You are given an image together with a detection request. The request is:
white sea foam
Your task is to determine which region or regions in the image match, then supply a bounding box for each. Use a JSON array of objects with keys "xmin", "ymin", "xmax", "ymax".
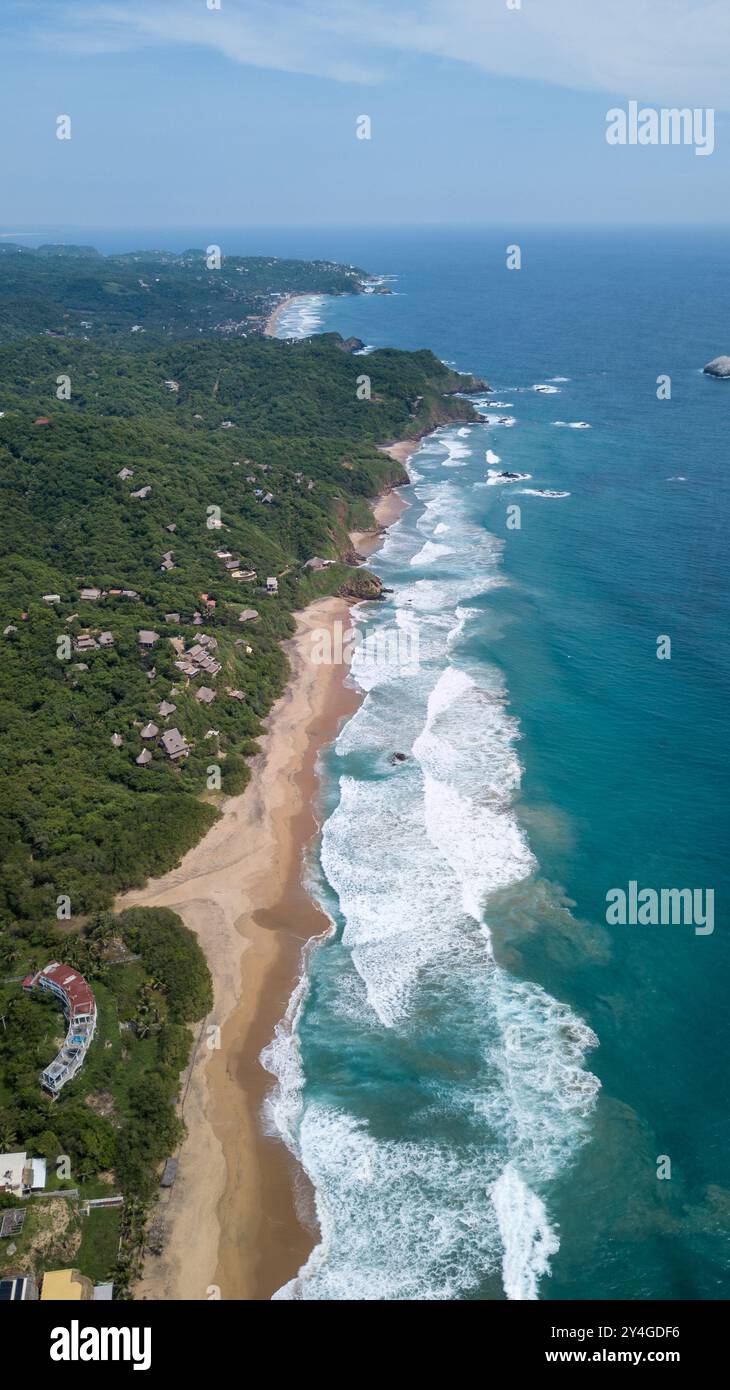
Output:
[
  {"xmin": 266, "ymin": 416, "xmax": 600, "ymax": 1304},
  {"xmin": 486, "ymin": 468, "xmax": 532, "ymax": 486},
  {"xmin": 486, "ymin": 449, "xmax": 501, "ymax": 464},
  {"xmin": 482, "ymin": 413, "xmax": 517, "ymax": 427},
  {"xmin": 410, "ymin": 540, "xmax": 454, "ymax": 566},
  {"xmin": 532, "ymin": 383, "xmax": 560, "ymax": 394},
  {"xmin": 553, "ymin": 420, "xmax": 591, "ymax": 429},
  {"xmin": 440, "ymin": 432, "xmax": 471, "ymax": 466},
  {"xmin": 491, "ymin": 1164, "xmax": 560, "ymax": 1300},
  {"xmin": 274, "ymin": 294, "xmax": 326, "ymax": 339}
]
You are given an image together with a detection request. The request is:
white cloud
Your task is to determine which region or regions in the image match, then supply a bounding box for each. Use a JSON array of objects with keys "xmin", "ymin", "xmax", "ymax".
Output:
[{"xmin": 37, "ymin": 0, "xmax": 730, "ymax": 108}]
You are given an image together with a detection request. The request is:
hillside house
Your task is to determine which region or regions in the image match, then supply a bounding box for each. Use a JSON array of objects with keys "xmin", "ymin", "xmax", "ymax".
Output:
[{"xmin": 161, "ymin": 728, "xmax": 189, "ymax": 760}]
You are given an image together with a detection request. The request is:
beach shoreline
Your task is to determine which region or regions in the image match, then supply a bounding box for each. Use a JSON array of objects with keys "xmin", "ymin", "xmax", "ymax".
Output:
[
  {"xmin": 123, "ymin": 444, "xmax": 420, "ymax": 1302},
  {"xmin": 120, "ymin": 598, "xmax": 360, "ymax": 1300},
  {"xmin": 264, "ymin": 293, "xmax": 321, "ymax": 338}
]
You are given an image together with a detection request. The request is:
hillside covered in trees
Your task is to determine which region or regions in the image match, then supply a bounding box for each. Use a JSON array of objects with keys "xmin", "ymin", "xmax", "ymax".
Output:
[
  {"xmin": 0, "ymin": 248, "xmax": 487, "ymax": 934},
  {"xmin": 0, "ymin": 242, "xmax": 370, "ymax": 343},
  {"xmin": 0, "ymin": 244, "xmax": 488, "ymax": 1277}
]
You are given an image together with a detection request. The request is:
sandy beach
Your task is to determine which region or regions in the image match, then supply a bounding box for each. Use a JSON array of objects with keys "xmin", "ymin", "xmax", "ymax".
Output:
[
  {"xmin": 264, "ymin": 293, "xmax": 319, "ymax": 338},
  {"xmin": 119, "ymin": 598, "xmax": 360, "ymax": 1300},
  {"xmin": 122, "ymin": 451, "xmax": 419, "ymax": 1302}
]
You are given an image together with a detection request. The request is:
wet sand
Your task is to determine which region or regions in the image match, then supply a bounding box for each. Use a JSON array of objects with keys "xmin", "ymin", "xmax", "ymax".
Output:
[
  {"xmin": 125, "ymin": 450, "xmax": 418, "ymax": 1301},
  {"xmin": 120, "ymin": 599, "xmax": 360, "ymax": 1300}
]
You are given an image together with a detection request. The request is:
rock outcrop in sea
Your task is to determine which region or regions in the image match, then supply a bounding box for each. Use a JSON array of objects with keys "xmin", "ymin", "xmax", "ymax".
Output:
[{"xmin": 703, "ymin": 356, "xmax": 730, "ymax": 377}]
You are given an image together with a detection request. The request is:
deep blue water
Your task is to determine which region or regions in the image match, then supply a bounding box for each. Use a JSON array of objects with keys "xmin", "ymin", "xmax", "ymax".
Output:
[{"xmin": 30, "ymin": 226, "xmax": 730, "ymax": 1298}]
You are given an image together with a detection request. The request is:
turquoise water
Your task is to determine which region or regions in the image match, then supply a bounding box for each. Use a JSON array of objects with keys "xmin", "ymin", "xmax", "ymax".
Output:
[
  {"xmin": 46, "ymin": 226, "xmax": 729, "ymax": 1298},
  {"xmin": 262, "ymin": 230, "xmax": 729, "ymax": 1301}
]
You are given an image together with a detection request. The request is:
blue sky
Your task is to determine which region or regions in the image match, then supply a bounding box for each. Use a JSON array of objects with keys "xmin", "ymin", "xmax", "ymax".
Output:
[{"xmin": 2, "ymin": 0, "xmax": 729, "ymax": 229}]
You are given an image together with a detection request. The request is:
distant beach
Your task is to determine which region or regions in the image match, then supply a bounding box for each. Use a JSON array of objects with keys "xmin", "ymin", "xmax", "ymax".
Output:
[{"xmin": 264, "ymin": 293, "xmax": 321, "ymax": 338}]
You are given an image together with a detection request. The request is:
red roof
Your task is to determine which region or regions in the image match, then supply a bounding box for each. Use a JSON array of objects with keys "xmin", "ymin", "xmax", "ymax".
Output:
[
  {"xmin": 36, "ymin": 962, "xmax": 95, "ymax": 1013},
  {"xmin": 34, "ymin": 417, "xmax": 51, "ymax": 425}
]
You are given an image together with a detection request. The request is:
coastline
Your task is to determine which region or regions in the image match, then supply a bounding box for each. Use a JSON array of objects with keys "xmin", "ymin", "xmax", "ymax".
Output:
[
  {"xmin": 264, "ymin": 293, "xmax": 320, "ymax": 338},
  {"xmin": 119, "ymin": 598, "xmax": 360, "ymax": 1300},
  {"xmin": 122, "ymin": 444, "xmax": 420, "ymax": 1302}
]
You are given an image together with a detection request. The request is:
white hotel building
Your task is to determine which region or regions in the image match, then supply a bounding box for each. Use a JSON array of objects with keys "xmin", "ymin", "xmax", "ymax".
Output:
[{"xmin": 22, "ymin": 962, "xmax": 97, "ymax": 1096}]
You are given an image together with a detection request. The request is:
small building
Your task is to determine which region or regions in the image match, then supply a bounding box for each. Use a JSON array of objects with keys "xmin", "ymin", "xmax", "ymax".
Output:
[
  {"xmin": 158, "ymin": 700, "xmax": 176, "ymax": 717},
  {"xmin": 196, "ymin": 686, "xmax": 216, "ymax": 705},
  {"xmin": 161, "ymin": 728, "xmax": 188, "ymax": 760},
  {"xmin": 42, "ymin": 594, "xmax": 61, "ymax": 605},
  {"xmin": 164, "ymin": 613, "xmax": 180, "ymax": 623},
  {"xmin": 31, "ymin": 1158, "xmax": 47, "ymax": 1191},
  {"xmin": 166, "ymin": 523, "xmax": 177, "ymax": 533},
  {"xmin": 138, "ymin": 630, "xmax": 159, "ymax": 647},
  {"xmin": 160, "ymin": 559, "xmax": 174, "ymax": 572},
  {"xmin": 110, "ymin": 733, "xmax": 123, "ymax": 748},
  {"xmin": 130, "ymin": 486, "xmax": 152, "ymax": 499},
  {"xmin": 136, "ymin": 749, "xmax": 153, "ymax": 766},
  {"xmin": 227, "ymin": 689, "xmax": 246, "ymax": 701},
  {"xmin": 198, "ymin": 634, "xmax": 218, "ymax": 649},
  {"xmin": 238, "ymin": 609, "xmax": 259, "ymax": 623},
  {"xmin": 117, "ymin": 467, "xmax": 134, "ymax": 480},
  {"xmin": 161, "ymin": 1157, "xmax": 178, "ymax": 1188},
  {"xmin": 0, "ymin": 1276, "xmax": 37, "ymax": 1301},
  {"xmin": 0, "ymin": 1152, "xmax": 29, "ymax": 1197},
  {"xmin": 93, "ymin": 1283, "xmax": 114, "ymax": 1301},
  {"xmin": 79, "ymin": 587, "xmax": 102, "ymax": 600},
  {"xmin": 34, "ymin": 417, "xmax": 51, "ymax": 426},
  {"xmin": 41, "ymin": 1269, "xmax": 93, "ymax": 1302},
  {"xmin": 266, "ymin": 577, "xmax": 278, "ymax": 594},
  {"xmin": 98, "ymin": 631, "xmax": 114, "ymax": 647},
  {"xmin": 73, "ymin": 634, "xmax": 98, "ymax": 653},
  {"xmin": 140, "ymin": 722, "xmax": 159, "ymax": 739}
]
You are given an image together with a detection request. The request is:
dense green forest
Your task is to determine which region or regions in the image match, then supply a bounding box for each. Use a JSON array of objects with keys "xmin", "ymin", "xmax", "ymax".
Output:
[
  {"xmin": 0, "ymin": 259, "xmax": 486, "ymax": 930},
  {"xmin": 0, "ymin": 907, "xmax": 212, "ymax": 1293},
  {"xmin": 0, "ymin": 242, "xmax": 370, "ymax": 343},
  {"xmin": 0, "ymin": 246, "xmax": 487, "ymax": 1277}
]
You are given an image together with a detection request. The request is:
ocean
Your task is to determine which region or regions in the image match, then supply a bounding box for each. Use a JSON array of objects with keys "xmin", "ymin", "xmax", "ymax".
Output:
[
  {"xmin": 260, "ymin": 228, "xmax": 730, "ymax": 1301},
  {"xmin": 26, "ymin": 225, "xmax": 730, "ymax": 1299}
]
